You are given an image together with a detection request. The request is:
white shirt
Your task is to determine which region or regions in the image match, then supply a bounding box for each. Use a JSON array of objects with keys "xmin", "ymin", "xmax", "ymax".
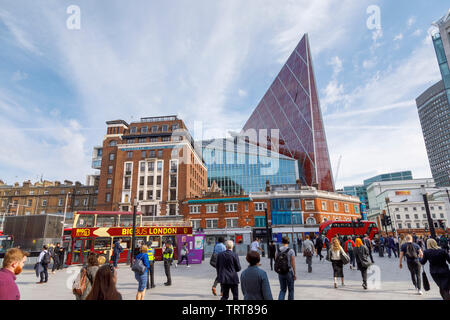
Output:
[
  {"xmin": 250, "ymin": 241, "xmax": 260, "ymax": 252},
  {"xmin": 38, "ymin": 250, "xmax": 48, "ymax": 263}
]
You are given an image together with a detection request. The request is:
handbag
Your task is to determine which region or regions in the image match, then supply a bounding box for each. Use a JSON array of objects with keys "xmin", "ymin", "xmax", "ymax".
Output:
[
  {"xmin": 340, "ymin": 249, "xmax": 350, "ymax": 265},
  {"xmin": 131, "ymin": 257, "xmax": 146, "ymax": 275},
  {"xmin": 422, "ymin": 271, "xmax": 430, "ymax": 291},
  {"xmin": 210, "ymin": 244, "xmax": 218, "ymax": 268}
]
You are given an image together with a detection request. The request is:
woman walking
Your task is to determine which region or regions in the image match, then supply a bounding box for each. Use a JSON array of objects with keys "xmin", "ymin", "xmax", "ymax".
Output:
[
  {"xmin": 344, "ymin": 236, "xmax": 356, "ymax": 270},
  {"xmin": 134, "ymin": 245, "xmax": 150, "ymax": 300},
  {"xmin": 86, "ymin": 264, "xmax": 122, "ymax": 300},
  {"xmin": 354, "ymin": 238, "xmax": 372, "ymax": 290},
  {"xmin": 327, "ymin": 237, "xmax": 349, "ymax": 288},
  {"xmin": 420, "ymin": 238, "xmax": 450, "ymax": 300},
  {"xmin": 74, "ymin": 253, "xmax": 100, "ymax": 300}
]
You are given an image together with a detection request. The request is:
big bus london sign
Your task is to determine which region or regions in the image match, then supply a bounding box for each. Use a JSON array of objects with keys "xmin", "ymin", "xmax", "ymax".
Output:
[{"xmin": 72, "ymin": 226, "xmax": 193, "ymax": 238}]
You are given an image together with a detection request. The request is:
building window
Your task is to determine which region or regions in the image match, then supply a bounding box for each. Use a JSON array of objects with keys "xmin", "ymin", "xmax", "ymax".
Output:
[
  {"xmin": 157, "ymin": 161, "xmax": 163, "ymax": 172},
  {"xmin": 189, "ymin": 206, "xmax": 201, "ymax": 214},
  {"xmin": 162, "ymin": 125, "xmax": 168, "ymax": 132},
  {"xmin": 108, "ymin": 165, "xmax": 113, "ymax": 174},
  {"xmin": 147, "ymin": 190, "xmax": 153, "ymax": 200},
  {"xmin": 414, "ymin": 214, "xmax": 418, "ymax": 219},
  {"xmin": 305, "ymin": 217, "xmax": 316, "ymax": 225},
  {"xmin": 206, "ymin": 204, "xmax": 218, "ymax": 213},
  {"xmin": 148, "ymin": 162, "xmax": 154, "ymax": 172},
  {"xmin": 170, "ymin": 190, "xmax": 177, "ymax": 201},
  {"xmin": 27, "ymin": 199, "xmax": 33, "ymax": 207},
  {"xmin": 156, "ymin": 190, "xmax": 161, "ymax": 200},
  {"xmin": 29, "ymin": 191, "xmax": 34, "ymax": 195},
  {"xmin": 140, "ymin": 177, "xmax": 145, "ymax": 186},
  {"xmin": 58, "ymin": 199, "xmax": 63, "ymax": 207},
  {"xmin": 405, "ymin": 214, "xmax": 410, "ymax": 219},
  {"xmin": 141, "ymin": 126, "xmax": 148, "ymax": 133},
  {"xmin": 321, "ymin": 201, "xmax": 327, "ymax": 211},
  {"xmin": 169, "ymin": 204, "xmax": 176, "ymax": 216},
  {"xmin": 156, "ymin": 176, "xmax": 161, "ymax": 186},
  {"xmin": 334, "ymin": 203, "xmax": 339, "ymax": 212},
  {"xmin": 191, "ymin": 219, "xmax": 201, "ymax": 230},
  {"xmin": 398, "ymin": 223, "xmax": 403, "ymax": 229},
  {"xmin": 305, "ymin": 200, "xmax": 314, "ymax": 210},
  {"xmin": 395, "ymin": 208, "xmax": 399, "ymax": 211},
  {"xmin": 162, "ymin": 137, "xmax": 170, "ymax": 142},
  {"xmin": 149, "ymin": 150, "xmax": 156, "ymax": 157},
  {"xmin": 127, "ymin": 151, "xmax": 133, "ymax": 159},
  {"xmin": 151, "ymin": 126, "xmax": 158, "ymax": 132},
  {"xmin": 107, "ymin": 178, "xmax": 112, "ymax": 187},
  {"xmin": 225, "ymin": 203, "xmax": 237, "ymax": 212},
  {"xmin": 150, "ymin": 138, "xmax": 158, "ymax": 143},
  {"xmin": 109, "ymin": 153, "xmax": 115, "ymax": 161},
  {"xmin": 44, "ymin": 190, "xmax": 49, "ymax": 195},
  {"xmin": 407, "ymin": 223, "xmax": 411, "ymax": 229},
  {"xmin": 158, "ymin": 150, "xmax": 163, "ymax": 158},
  {"xmin": 416, "ymin": 223, "xmax": 420, "ymax": 228},
  {"xmin": 42, "ymin": 200, "xmax": 47, "ymax": 207},
  {"xmin": 106, "ymin": 193, "xmax": 111, "ymax": 202},
  {"xmin": 206, "ymin": 219, "xmax": 218, "ymax": 229},
  {"xmin": 83, "ymin": 198, "xmax": 88, "ymax": 206},
  {"xmin": 254, "ymin": 202, "xmax": 266, "ymax": 212},
  {"xmin": 396, "ymin": 215, "xmax": 401, "ymax": 219},
  {"xmin": 141, "ymin": 151, "xmax": 147, "ymax": 158},
  {"xmin": 74, "ymin": 200, "xmax": 79, "ymax": 206},
  {"xmin": 226, "ymin": 218, "xmax": 238, "ymax": 228},
  {"xmin": 147, "ymin": 176, "xmax": 154, "ymax": 186},
  {"xmin": 172, "ymin": 124, "xmax": 179, "ymax": 131},
  {"xmin": 245, "ymin": 203, "xmax": 249, "ymax": 212},
  {"xmin": 404, "ymin": 207, "xmax": 408, "ymax": 212},
  {"xmin": 344, "ymin": 204, "xmax": 349, "ymax": 213},
  {"xmin": 140, "ymin": 162, "xmax": 146, "ymax": 172},
  {"xmin": 354, "ymin": 205, "xmax": 359, "ymax": 214},
  {"xmin": 413, "ymin": 207, "xmax": 417, "ymax": 211},
  {"xmin": 109, "ymin": 140, "xmax": 117, "ymax": 147},
  {"xmin": 130, "ymin": 127, "xmax": 137, "ymax": 133},
  {"xmin": 139, "ymin": 191, "xmax": 144, "ymax": 201}
]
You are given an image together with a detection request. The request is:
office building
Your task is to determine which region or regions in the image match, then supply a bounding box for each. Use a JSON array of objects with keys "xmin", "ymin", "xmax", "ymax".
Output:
[{"xmin": 242, "ymin": 34, "xmax": 334, "ymax": 192}]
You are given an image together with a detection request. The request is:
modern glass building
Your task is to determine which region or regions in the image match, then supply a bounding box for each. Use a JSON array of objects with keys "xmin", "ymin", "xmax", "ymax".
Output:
[
  {"xmin": 200, "ymin": 138, "xmax": 299, "ymax": 196},
  {"xmin": 414, "ymin": 12, "xmax": 450, "ymax": 187},
  {"xmin": 340, "ymin": 171, "xmax": 414, "ymax": 210},
  {"xmin": 242, "ymin": 34, "xmax": 334, "ymax": 192}
]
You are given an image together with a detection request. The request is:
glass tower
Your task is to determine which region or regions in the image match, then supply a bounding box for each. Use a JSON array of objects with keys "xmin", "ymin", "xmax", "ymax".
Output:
[
  {"xmin": 242, "ymin": 34, "xmax": 334, "ymax": 192},
  {"xmin": 200, "ymin": 138, "xmax": 299, "ymax": 195}
]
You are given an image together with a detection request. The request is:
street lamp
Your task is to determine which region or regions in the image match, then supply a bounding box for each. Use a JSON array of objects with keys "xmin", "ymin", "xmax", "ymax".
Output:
[
  {"xmin": 130, "ymin": 198, "xmax": 138, "ymax": 265},
  {"xmin": 61, "ymin": 192, "xmax": 71, "ymax": 238},
  {"xmin": 384, "ymin": 197, "xmax": 395, "ymax": 235},
  {"xmin": 421, "ymin": 185, "xmax": 436, "ymax": 239},
  {"xmin": 290, "ymin": 210, "xmax": 297, "ymax": 256}
]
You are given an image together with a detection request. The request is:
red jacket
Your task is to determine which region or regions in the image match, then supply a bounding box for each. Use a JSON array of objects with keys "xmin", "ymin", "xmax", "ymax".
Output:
[{"xmin": 343, "ymin": 240, "xmax": 355, "ymax": 253}]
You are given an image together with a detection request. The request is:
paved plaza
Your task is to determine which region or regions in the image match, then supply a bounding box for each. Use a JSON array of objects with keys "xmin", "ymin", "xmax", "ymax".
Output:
[{"xmin": 17, "ymin": 253, "xmax": 443, "ymax": 300}]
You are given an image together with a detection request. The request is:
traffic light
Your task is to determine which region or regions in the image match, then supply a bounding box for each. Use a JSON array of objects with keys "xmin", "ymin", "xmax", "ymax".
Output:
[{"xmin": 386, "ymin": 216, "xmax": 392, "ymax": 226}]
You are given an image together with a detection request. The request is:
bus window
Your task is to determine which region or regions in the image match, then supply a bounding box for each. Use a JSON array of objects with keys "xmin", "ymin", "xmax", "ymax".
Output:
[
  {"xmin": 94, "ymin": 237, "xmax": 112, "ymax": 251},
  {"xmin": 162, "ymin": 236, "xmax": 176, "ymax": 247},
  {"xmin": 118, "ymin": 237, "xmax": 131, "ymax": 249},
  {"xmin": 119, "ymin": 215, "xmax": 134, "ymax": 227},
  {"xmin": 148, "ymin": 236, "xmax": 161, "ymax": 248},
  {"xmin": 96, "ymin": 215, "xmax": 118, "ymax": 227},
  {"xmin": 76, "ymin": 215, "xmax": 95, "ymax": 228},
  {"xmin": 135, "ymin": 237, "xmax": 147, "ymax": 248}
]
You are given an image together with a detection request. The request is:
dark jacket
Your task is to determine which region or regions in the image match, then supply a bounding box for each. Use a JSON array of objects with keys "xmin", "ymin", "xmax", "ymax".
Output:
[
  {"xmin": 268, "ymin": 244, "xmax": 276, "ymax": 259},
  {"xmin": 216, "ymin": 250, "xmax": 241, "ymax": 285},
  {"xmin": 240, "ymin": 266, "xmax": 273, "ymax": 300},
  {"xmin": 315, "ymin": 237, "xmax": 323, "ymax": 250},
  {"xmin": 113, "ymin": 242, "xmax": 123, "ymax": 258},
  {"xmin": 354, "ymin": 245, "xmax": 371, "ymax": 269},
  {"xmin": 420, "ymin": 249, "xmax": 450, "ymax": 275}
]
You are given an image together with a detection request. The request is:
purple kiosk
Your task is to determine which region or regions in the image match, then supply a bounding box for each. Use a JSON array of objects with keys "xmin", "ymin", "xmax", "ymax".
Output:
[{"xmin": 175, "ymin": 233, "xmax": 205, "ymax": 264}]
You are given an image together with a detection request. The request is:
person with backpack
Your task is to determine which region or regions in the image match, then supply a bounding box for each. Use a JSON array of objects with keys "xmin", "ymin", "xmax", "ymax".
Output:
[
  {"xmin": 73, "ymin": 253, "xmax": 99, "ymax": 300},
  {"xmin": 344, "ymin": 236, "xmax": 356, "ymax": 270},
  {"xmin": 420, "ymin": 238, "xmax": 450, "ymax": 300},
  {"xmin": 378, "ymin": 235, "xmax": 385, "ymax": 257},
  {"xmin": 302, "ymin": 235, "xmax": 315, "ymax": 273},
  {"xmin": 363, "ymin": 234, "xmax": 374, "ymax": 264},
  {"xmin": 275, "ymin": 236, "xmax": 296, "ymax": 300},
  {"xmin": 133, "ymin": 245, "xmax": 150, "ymax": 300},
  {"xmin": 240, "ymin": 251, "xmax": 273, "ymax": 300},
  {"xmin": 37, "ymin": 245, "xmax": 50, "ymax": 284},
  {"xmin": 399, "ymin": 234, "xmax": 424, "ymax": 295},
  {"xmin": 211, "ymin": 237, "xmax": 226, "ymax": 296},
  {"xmin": 326, "ymin": 237, "xmax": 349, "ymax": 288}
]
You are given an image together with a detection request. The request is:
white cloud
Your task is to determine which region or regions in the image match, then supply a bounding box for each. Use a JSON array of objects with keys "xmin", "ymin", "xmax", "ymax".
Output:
[
  {"xmin": 412, "ymin": 29, "xmax": 422, "ymax": 37},
  {"xmin": 238, "ymin": 89, "xmax": 248, "ymax": 97},
  {"xmin": 362, "ymin": 58, "xmax": 377, "ymax": 69},
  {"xmin": 11, "ymin": 70, "xmax": 28, "ymax": 82},
  {"xmin": 407, "ymin": 16, "xmax": 416, "ymax": 28},
  {"xmin": 328, "ymin": 56, "xmax": 343, "ymax": 76},
  {"xmin": 394, "ymin": 33, "xmax": 403, "ymax": 41}
]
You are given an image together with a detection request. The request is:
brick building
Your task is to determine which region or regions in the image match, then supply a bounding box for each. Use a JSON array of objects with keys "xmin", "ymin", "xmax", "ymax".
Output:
[
  {"xmin": 0, "ymin": 180, "xmax": 97, "ymax": 221},
  {"xmin": 96, "ymin": 116, "xmax": 207, "ymax": 219}
]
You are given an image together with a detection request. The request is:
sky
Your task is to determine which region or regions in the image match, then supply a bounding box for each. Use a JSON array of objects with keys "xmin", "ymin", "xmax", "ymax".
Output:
[{"xmin": 0, "ymin": 0, "xmax": 448, "ymax": 189}]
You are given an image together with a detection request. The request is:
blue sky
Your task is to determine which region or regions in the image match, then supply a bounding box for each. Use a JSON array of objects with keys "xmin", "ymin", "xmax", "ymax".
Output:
[{"xmin": 0, "ymin": 0, "xmax": 448, "ymax": 188}]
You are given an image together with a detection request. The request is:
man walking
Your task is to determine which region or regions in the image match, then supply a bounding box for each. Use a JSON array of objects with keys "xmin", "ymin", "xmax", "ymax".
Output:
[
  {"xmin": 302, "ymin": 235, "xmax": 315, "ymax": 273},
  {"xmin": 178, "ymin": 242, "xmax": 190, "ymax": 267},
  {"xmin": 363, "ymin": 234, "xmax": 374, "ymax": 263},
  {"xmin": 163, "ymin": 241, "xmax": 174, "ymax": 286},
  {"xmin": 324, "ymin": 236, "xmax": 330, "ymax": 257},
  {"xmin": 211, "ymin": 237, "xmax": 226, "ymax": 296},
  {"xmin": 216, "ymin": 240, "xmax": 241, "ymax": 300},
  {"xmin": 276, "ymin": 237, "xmax": 296, "ymax": 300},
  {"xmin": 387, "ymin": 235, "xmax": 397, "ymax": 258},
  {"xmin": 37, "ymin": 245, "xmax": 50, "ymax": 284},
  {"xmin": 378, "ymin": 235, "xmax": 385, "ymax": 257},
  {"xmin": 399, "ymin": 234, "xmax": 424, "ymax": 295},
  {"xmin": 315, "ymin": 235, "xmax": 324, "ymax": 261},
  {"xmin": 250, "ymin": 238, "xmax": 263, "ymax": 255},
  {"xmin": 268, "ymin": 241, "xmax": 276, "ymax": 271},
  {"xmin": 0, "ymin": 248, "xmax": 29, "ymax": 300},
  {"xmin": 111, "ymin": 238, "xmax": 123, "ymax": 269},
  {"xmin": 51, "ymin": 243, "xmax": 63, "ymax": 273}
]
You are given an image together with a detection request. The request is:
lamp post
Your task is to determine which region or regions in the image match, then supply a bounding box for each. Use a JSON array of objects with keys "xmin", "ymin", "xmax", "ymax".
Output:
[
  {"xmin": 421, "ymin": 185, "xmax": 436, "ymax": 239},
  {"xmin": 61, "ymin": 192, "xmax": 71, "ymax": 238},
  {"xmin": 290, "ymin": 210, "xmax": 297, "ymax": 256},
  {"xmin": 130, "ymin": 198, "xmax": 138, "ymax": 265},
  {"xmin": 264, "ymin": 208, "xmax": 271, "ymax": 256},
  {"xmin": 385, "ymin": 197, "xmax": 395, "ymax": 235}
]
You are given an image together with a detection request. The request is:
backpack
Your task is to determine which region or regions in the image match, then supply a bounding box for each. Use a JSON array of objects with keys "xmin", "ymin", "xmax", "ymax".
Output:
[
  {"xmin": 72, "ymin": 267, "xmax": 89, "ymax": 296},
  {"xmin": 346, "ymin": 241, "xmax": 353, "ymax": 252},
  {"xmin": 405, "ymin": 243, "xmax": 418, "ymax": 259},
  {"xmin": 42, "ymin": 251, "xmax": 51, "ymax": 265},
  {"xmin": 274, "ymin": 248, "xmax": 291, "ymax": 275}
]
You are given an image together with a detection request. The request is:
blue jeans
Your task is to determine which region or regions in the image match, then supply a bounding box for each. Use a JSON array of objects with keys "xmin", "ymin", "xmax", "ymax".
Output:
[{"xmin": 278, "ymin": 271, "xmax": 294, "ymax": 300}]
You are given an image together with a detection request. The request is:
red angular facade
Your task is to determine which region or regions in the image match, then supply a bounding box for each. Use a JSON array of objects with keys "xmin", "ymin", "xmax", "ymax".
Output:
[{"xmin": 242, "ymin": 34, "xmax": 334, "ymax": 191}]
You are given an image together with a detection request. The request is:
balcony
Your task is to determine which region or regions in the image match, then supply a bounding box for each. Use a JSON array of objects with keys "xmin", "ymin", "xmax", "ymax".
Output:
[{"xmin": 92, "ymin": 159, "xmax": 102, "ymax": 170}]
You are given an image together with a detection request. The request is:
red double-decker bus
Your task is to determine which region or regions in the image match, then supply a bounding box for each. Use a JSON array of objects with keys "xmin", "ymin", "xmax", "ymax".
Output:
[
  {"xmin": 66, "ymin": 211, "xmax": 192, "ymax": 265},
  {"xmin": 319, "ymin": 220, "xmax": 379, "ymax": 241}
]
